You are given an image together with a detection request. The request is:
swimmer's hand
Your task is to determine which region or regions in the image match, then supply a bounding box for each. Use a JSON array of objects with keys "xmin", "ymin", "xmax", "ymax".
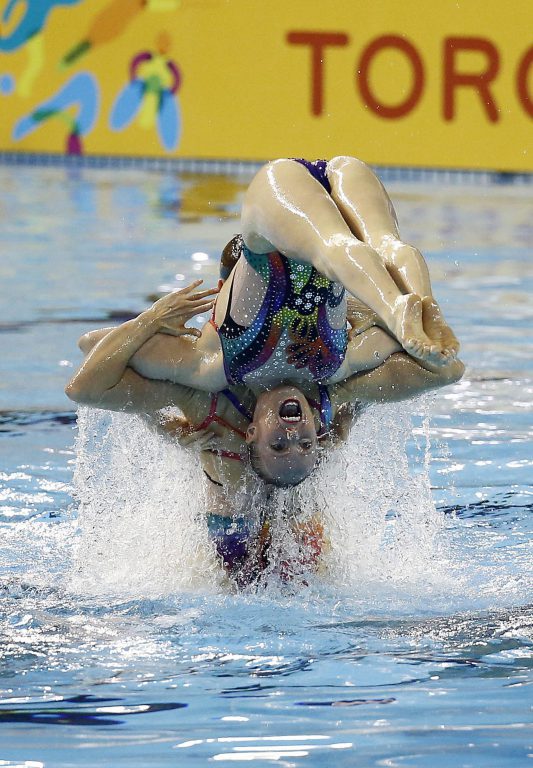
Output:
[
  {"xmin": 147, "ymin": 280, "xmax": 218, "ymax": 338},
  {"xmin": 180, "ymin": 428, "xmax": 218, "ymax": 450},
  {"xmin": 346, "ymin": 296, "xmax": 384, "ymax": 340},
  {"xmin": 161, "ymin": 415, "xmax": 216, "ymax": 449}
]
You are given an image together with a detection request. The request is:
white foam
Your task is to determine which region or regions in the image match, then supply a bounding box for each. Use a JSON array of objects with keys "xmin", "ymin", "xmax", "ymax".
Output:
[
  {"xmin": 68, "ymin": 399, "xmax": 531, "ymax": 612},
  {"xmin": 70, "ymin": 398, "xmax": 450, "ymax": 600},
  {"xmin": 317, "ymin": 400, "xmax": 443, "ymax": 586},
  {"xmin": 71, "ymin": 407, "xmax": 223, "ymax": 597}
]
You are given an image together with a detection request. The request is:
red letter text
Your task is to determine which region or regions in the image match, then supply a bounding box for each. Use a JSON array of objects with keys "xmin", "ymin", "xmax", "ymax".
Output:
[
  {"xmin": 287, "ymin": 31, "xmax": 349, "ymax": 116},
  {"xmin": 517, "ymin": 46, "xmax": 533, "ymax": 118},
  {"xmin": 357, "ymin": 35, "xmax": 424, "ymax": 119},
  {"xmin": 443, "ymin": 37, "xmax": 500, "ymax": 122}
]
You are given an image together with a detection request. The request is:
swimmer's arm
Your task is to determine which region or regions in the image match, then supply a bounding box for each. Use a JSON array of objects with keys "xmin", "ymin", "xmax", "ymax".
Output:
[
  {"xmin": 74, "ymin": 332, "xmax": 220, "ymax": 446},
  {"xmin": 128, "ymin": 323, "xmax": 227, "ymax": 392},
  {"xmin": 80, "ymin": 327, "xmax": 227, "ymax": 392},
  {"xmin": 77, "ymin": 327, "xmax": 114, "ymax": 355},
  {"xmin": 69, "ymin": 346, "xmax": 215, "ymax": 444},
  {"xmin": 329, "ymin": 326, "xmax": 401, "ymax": 383},
  {"xmin": 66, "ymin": 363, "xmax": 197, "ymax": 417},
  {"xmin": 66, "ymin": 281, "xmax": 216, "ymax": 404},
  {"xmin": 332, "ymin": 352, "xmax": 465, "ymax": 407}
]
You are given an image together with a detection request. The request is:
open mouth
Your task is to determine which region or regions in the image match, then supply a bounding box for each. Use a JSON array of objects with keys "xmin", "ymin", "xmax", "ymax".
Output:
[{"xmin": 279, "ymin": 398, "xmax": 302, "ymax": 422}]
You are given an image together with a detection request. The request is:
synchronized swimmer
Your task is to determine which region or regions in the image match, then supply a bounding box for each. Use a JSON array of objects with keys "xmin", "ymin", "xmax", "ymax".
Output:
[{"xmin": 66, "ymin": 157, "xmax": 464, "ymax": 584}]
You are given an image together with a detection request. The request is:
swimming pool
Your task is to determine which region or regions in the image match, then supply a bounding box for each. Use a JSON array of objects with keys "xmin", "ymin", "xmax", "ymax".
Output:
[{"xmin": 0, "ymin": 165, "xmax": 531, "ymax": 767}]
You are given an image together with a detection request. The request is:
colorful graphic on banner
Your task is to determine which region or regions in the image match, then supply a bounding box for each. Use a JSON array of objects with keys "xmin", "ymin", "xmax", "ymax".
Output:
[
  {"xmin": 110, "ymin": 33, "xmax": 181, "ymax": 152},
  {"xmin": 13, "ymin": 72, "xmax": 98, "ymax": 154},
  {"xmin": 0, "ymin": 0, "xmax": 80, "ymax": 52},
  {"xmin": 0, "ymin": 0, "xmax": 531, "ymax": 171}
]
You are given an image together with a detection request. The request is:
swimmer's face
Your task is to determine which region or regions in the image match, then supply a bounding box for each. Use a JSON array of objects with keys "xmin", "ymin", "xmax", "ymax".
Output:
[{"xmin": 246, "ymin": 385, "xmax": 318, "ymax": 486}]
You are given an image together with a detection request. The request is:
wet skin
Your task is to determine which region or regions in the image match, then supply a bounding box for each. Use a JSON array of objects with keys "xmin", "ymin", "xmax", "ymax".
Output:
[{"xmin": 246, "ymin": 385, "xmax": 319, "ymax": 485}]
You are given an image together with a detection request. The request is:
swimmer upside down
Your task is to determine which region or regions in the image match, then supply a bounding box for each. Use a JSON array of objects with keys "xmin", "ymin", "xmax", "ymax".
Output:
[{"xmin": 66, "ymin": 157, "xmax": 464, "ymax": 585}]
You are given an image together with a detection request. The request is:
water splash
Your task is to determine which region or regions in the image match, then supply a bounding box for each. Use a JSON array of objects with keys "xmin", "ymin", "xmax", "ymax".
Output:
[
  {"xmin": 72, "ymin": 407, "xmax": 223, "ymax": 596},
  {"xmin": 71, "ymin": 398, "xmax": 449, "ymax": 601},
  {"xmin": 317, "ymin": 399, "xmax": 443, "ymax": 587}
]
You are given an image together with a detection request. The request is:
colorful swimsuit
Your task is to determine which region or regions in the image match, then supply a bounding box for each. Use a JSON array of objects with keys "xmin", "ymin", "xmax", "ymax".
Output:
[
  {"xmin": 215, "ymin": 158, "xmax": 346, "ymax": 387},
  {"xmin": 195, "ymin": 389, "xmax": 330, "ymax": 584},
  {"xmin": 215, "ymin": 243, "xmax": 347, "ymax": 386},
  {"xmin": 206, "ymin": 511, "xmax": 325, "ymax": 587}
]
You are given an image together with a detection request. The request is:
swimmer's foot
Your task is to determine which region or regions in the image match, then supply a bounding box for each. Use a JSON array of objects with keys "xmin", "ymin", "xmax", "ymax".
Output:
[
  {"xmin": 391, "ymin": 294, "xmax": 448, "ymax": 366},
  {"xmin": 421, "ymin": 297, "xmax": 460, "ymax": 360}
]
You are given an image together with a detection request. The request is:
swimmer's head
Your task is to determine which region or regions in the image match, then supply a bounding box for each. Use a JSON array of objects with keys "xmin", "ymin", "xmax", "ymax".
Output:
[{"xmin": 245, "ymin": 385, "xmax": 319, "ymax": 487}]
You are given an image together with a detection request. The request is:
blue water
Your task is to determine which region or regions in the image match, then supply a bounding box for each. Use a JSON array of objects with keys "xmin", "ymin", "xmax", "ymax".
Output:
[{"xmin": 0, "ymin": 166, "xmax": 531, "ymax": 767}]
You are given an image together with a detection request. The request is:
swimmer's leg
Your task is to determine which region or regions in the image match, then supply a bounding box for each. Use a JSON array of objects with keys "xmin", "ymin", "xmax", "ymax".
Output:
[
  {"xmin": 346, "ymin": 296, "xmax": 383, "ymax": 337},
  {"xmin": 327, "ymin": 155, "xmax": 459, "ymax": 357},
  {"xmin": 241, "ymin": 159, "xmax": 440, "ymax": 366}
]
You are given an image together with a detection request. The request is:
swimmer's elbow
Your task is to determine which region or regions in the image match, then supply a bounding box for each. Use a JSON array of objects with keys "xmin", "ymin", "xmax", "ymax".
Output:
[
  {"xmin": 64, "ymin": 379, "xmax": 84, "ymax": 403},
  {"xmin": 64, "ymin": 378, "xmax": 98, "ymax": 405},
  {"xmin": 78, "ymin": 331, "xmax": 99, "ymax": 354},
  {"xmin": 78, "ymin": 328, "xmax": 112, "ymax": 355},
  {"xmin": 77, "ymin": 332, "xmax": 92, "ymax": 354},
  {"xmin": 440, "ymin": 357, "xmax": 465, "ymax": 385}
]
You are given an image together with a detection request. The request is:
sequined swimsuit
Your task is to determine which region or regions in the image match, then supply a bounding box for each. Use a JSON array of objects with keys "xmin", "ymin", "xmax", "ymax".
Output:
[
  {"xmin": 215, "ymin": 243, "xmax": 347, "ymax": 387},
  {"xmin": 214, "ymin": 158, "xmax": 346, "ymax": 386}
]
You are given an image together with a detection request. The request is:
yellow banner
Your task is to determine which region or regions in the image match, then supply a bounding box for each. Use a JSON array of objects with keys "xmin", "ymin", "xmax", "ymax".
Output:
[{"xmin": 0, "ymin": 0, "xmax": 531, "ymax": 171}]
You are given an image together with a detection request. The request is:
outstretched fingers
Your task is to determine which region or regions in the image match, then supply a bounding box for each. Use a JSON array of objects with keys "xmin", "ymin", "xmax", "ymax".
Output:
[
  {"xmin": 178, "ymin": 280, "xmax": 219, "ymax": 299},
  {"xmin": 186, "ymin": 296, "xmax": 216, "ymax": 315},
  {"xmin": 150, "ymin": 279, "xmax": 219, "ymax": 337},
  {"xmin": 187, "ymin": 287, "xmax": 219, "ymax": 301},
  {"xmin": 178, "ymin": 278, "xmax": 204, "ymax": 293}
]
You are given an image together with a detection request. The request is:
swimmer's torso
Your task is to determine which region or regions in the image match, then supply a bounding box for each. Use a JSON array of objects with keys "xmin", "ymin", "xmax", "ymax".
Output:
[{"xmin": 213, "ymin": 243, "xmax": 348, "ymax": 387}]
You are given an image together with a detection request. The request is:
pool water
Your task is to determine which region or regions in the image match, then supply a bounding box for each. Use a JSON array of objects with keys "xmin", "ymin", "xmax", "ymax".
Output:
[{"xmin": 0, "ymin": 166, "xmax": 531, "ymax": 767}]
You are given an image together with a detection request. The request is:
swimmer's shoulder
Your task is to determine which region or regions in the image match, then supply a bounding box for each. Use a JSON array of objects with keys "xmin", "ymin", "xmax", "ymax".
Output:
[
  {"xmin": 151, "ymin": 386, "xmax": 214, "ymax": 436},
  {"xmin": 200, "ymin": 449, "xmax": 246, "ymax": 490}
]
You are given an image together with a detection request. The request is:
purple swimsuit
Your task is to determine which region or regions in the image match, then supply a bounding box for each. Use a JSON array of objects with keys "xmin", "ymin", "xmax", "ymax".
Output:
[{"xmin": 291, "ymin": 158, "xmax": 332, "ymax": 194}]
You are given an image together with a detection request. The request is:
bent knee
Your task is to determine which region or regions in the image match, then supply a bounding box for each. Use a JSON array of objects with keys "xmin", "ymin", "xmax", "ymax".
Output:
[{"xmin": 78, "ymin": 328, "xmax": 110, "ymax": 354}]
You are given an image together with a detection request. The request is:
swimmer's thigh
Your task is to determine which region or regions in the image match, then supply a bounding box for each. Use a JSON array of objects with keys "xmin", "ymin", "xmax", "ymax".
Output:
[
  {"xmin": 327, "ymin": 156, "xmax": 400, "ymax": 250},
  {"xmin": 240, "ymin": 159, "xmax": 359, "ymax": 273}
]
